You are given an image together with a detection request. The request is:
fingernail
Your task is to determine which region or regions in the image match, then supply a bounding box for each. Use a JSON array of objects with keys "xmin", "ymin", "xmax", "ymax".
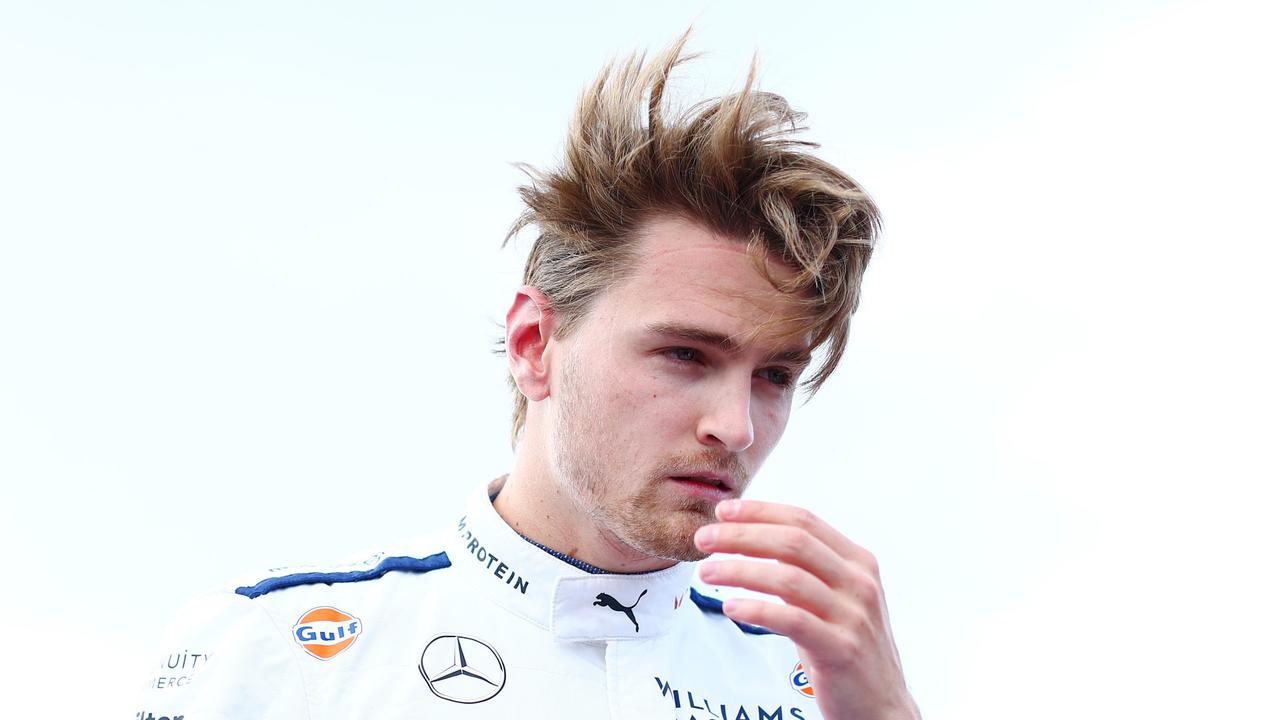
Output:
[
  {"xmin": 722, "ymin": 599, "xmax": 741, "ymax": 614},
  {"xmin": 699, "ymin": 562, "xmax": 722, "ymax": 581},
  {"xmin": 718, "ymin": 499, "xmax": 741, "ymax": 519}
]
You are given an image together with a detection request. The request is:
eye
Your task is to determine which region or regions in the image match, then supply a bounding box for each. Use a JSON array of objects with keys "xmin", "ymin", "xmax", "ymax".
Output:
[
  {"xmin": 758, "ymin": 368, "xmax": 795, "ymax": 388},
  {"xmin": 663, "ymin": 347, "xmax": 702, "ymax": 364}
]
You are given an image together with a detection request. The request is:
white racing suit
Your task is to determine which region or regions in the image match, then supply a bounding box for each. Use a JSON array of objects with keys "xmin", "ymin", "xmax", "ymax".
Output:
[{"xmin": 134, "ymin": 481, "xmax": 822, "ymax": 719}]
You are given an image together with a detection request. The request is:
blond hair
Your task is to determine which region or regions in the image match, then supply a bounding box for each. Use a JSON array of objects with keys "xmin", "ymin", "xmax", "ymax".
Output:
[{"xmin": 503, "ymin": 31, "xmax": 880, "ymax": 446}]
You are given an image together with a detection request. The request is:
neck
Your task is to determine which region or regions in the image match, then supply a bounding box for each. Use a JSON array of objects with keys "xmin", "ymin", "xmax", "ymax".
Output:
[{"xmin": 492, "ymin": 442, "xmax": 678, "ymax": 574}]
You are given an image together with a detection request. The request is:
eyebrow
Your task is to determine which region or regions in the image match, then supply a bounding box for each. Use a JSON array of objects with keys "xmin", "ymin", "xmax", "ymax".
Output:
[{"xmin": 644, "ymin": 322, "xmax": 812, "ymax": 367}]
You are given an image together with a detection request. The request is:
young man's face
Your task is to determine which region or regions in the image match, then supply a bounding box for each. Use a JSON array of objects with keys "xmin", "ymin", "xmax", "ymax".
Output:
[{"xmin": 545, "ymin": 215, "xmax": 813, "ymax": 562}]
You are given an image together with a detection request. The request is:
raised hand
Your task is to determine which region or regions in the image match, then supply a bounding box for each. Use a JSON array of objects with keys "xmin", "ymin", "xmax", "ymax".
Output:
[{"xmin": 695, "ymin": 499, "xmax": 920, "ymax": 720}]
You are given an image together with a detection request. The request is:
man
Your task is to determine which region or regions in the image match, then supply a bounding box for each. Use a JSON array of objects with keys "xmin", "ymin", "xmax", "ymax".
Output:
[{"xmin": 135, "ymin": 34, "xmax": 919, "ymax": 720}]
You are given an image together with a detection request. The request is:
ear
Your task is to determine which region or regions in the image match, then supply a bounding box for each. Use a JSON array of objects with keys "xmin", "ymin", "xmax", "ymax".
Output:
[{"xmin": 506, "ymin": 285, "xmax": 556, "ymax": 402}]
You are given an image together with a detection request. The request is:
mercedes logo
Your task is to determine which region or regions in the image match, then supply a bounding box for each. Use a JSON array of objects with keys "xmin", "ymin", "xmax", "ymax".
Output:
[{"xmin": 418, "ymin": 635, "xmax": 507, "ymax": 704}]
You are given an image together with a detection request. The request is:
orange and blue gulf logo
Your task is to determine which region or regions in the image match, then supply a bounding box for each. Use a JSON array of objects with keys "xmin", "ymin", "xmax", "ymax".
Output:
[
  {"xmin": 790, "ymin": 661, "xmax": 816, "ymax": 698},
  {"xmin": 292, "ymin": 606, "xmax": 363, "ymax": 660}
]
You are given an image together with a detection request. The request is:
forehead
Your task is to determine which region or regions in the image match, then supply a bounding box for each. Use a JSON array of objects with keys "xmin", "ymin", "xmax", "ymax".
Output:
[{"xmin": 596, "ymin": 216, "xmax": 811, "ymax": 347}]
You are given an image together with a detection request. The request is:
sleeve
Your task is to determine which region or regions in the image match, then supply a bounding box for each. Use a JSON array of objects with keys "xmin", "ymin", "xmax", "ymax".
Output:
[{"xmin": 133, "ymin": 591, "xmax": 310, "ymax": 720}]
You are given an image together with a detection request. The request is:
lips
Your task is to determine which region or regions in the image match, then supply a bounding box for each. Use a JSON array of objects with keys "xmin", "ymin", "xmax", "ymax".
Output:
[{"xmin": 667, "ymin": 473, "xmax": 733, "ymax": 492}]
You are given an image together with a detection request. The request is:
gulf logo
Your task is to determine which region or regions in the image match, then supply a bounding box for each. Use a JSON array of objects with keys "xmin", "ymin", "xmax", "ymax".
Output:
[
  {"xmin": 292, "ymin": 606, "xmax": 363, "ymax": 660},
  {"xmin": 790, "ymin": 661, "xmax": 816, "ymax": 698}
]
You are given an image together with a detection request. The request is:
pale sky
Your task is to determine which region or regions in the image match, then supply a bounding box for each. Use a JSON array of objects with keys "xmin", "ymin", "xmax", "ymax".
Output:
[{"xmin": 1, "ymin": 1, "xmax": 1277, "ymax": 717}]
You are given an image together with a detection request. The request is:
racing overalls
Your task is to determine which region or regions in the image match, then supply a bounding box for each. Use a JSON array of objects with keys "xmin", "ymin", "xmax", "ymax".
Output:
[{"xmin": 135, "ymin": 481, "xmax": 822, "ymax": 719}]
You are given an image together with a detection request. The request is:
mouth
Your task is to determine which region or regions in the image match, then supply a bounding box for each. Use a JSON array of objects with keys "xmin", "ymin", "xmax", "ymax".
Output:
[{"xmin": 666, "ymin": 472, "xmax": 734, "ymax": 493}]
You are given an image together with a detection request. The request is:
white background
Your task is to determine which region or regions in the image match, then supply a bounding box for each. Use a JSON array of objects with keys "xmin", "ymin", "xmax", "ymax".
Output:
[{"xmin": 2, "ymin": 1, "xmax": 1277, "ymax": 717}]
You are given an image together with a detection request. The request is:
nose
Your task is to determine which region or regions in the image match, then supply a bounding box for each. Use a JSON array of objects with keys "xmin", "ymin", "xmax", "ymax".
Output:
[{"xmin": 696, "ymin": 376, "xmax": 755, "ymax": 453}]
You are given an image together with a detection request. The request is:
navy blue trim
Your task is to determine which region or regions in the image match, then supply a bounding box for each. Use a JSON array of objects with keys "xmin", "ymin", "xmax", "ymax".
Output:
[
  {"xmin": 688, "ymin": 587, "xmax": 777, "ymax": 636},
  {"xmin": 235, "ymin": 551, "xmax": 452, "ymax": 599},
  {"xmin": 515, "ymin": 531, "xmax": 671, "ymax": 576},
  {"xmin": 521, "ymin": 535, "xmax": 611, "ymax": 574}
]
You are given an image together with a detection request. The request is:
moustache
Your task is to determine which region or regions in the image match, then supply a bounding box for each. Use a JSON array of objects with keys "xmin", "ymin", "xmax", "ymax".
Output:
[{"xmin": 652, "ymin": 449, "xmax": 749, "ymax": 487}]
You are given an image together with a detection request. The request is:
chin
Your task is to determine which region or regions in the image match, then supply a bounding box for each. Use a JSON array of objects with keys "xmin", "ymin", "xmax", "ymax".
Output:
[{"xmin": 619, "ymin": 504, "xmax": 715, "ymax": 563}]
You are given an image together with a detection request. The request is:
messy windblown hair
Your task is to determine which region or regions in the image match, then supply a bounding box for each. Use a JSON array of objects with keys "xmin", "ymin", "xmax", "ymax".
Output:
[{"xmin": 502, "ymin": 30, "xmax": 881, "ymax": 446}]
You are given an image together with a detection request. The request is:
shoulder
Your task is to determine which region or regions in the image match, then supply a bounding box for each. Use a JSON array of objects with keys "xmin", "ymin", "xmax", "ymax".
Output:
[
  {"xmin": 201, "ymin": 534, "xmax": 458, "ymax": 656},
  {"xmin": 137, "ymin": 536, "xmax": 457, "ymax": 710},
  {"xmin": 160, "ymin": 534, "xmax": 455, "ymax": 646},
  {"xmin": 227, "ymin": 537, "xmax": 453, "ymax": 601},
  {"xmin": 188, "ymin": 535, "xmax": 458, "ymax": 644}
]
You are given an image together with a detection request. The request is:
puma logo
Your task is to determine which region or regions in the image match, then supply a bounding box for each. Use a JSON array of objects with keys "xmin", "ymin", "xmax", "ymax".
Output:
[{"xmin": 593, "ymin": 589, "xmax": 648, "ymax": 632}]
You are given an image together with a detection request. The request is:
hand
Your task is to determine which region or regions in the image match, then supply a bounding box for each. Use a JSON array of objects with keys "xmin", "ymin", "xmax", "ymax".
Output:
[{"xmin": 694, "ymin": 499, "xmax": 920, "ymax": 720}]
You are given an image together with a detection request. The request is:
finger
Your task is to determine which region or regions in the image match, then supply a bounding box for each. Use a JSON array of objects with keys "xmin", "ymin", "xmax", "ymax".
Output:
[
  {"xmin": 698, "ymin": 559, "xmax": 841, "ymax": 620},
  {"xmin": 694, "ymin": 521, "xmax": 852, "ymax": 589},
  {"xmin": 719, "ymin": 598, "xmax": 830, "ymax": 651},
  {"xmin": 717, "ymin": 499, "xmax": 878, "ymax": 570}
]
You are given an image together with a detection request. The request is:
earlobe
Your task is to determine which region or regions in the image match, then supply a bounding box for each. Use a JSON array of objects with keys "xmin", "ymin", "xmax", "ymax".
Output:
[{"xmin": 506, "ymin": 285, "xmax": 555, "ymax": 402}]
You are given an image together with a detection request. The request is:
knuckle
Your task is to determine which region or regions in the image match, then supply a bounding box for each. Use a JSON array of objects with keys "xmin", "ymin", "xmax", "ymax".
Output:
[
  {"xmin": 796, "ymin": 612, "xmax": 823, "ymax": 641},
  {"xmin": 793, "ymin": 506, "xmax": 820, "ymax": 532},
  {"xmin": 782, "ymin": 527, "xmax": 810, "ymax": 556},
  {"xmin": 861, "ymin": 550, "xmax": 881, "ymax": 576},
  {"xmin": 783, "ymin": 564, "xmax": 810, "ymax": 589},
  {"xmin": 849, "ymin": 569, "xmax": 883, "ymax": 604},
  {"xmin": 854, "ymin": 567, "xmax": 881, "ymax": 591}
]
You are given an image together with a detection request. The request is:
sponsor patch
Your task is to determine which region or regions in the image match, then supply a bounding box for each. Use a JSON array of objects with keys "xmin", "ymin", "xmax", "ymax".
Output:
[
  {"xmin": 151, "ymin": 649, "xmax": 210, "ymax": 690},
  {"xmin": 292, "ymin": 606, "xmax": 362, "ymax": 660},
  {"xmin": 593, "ymin": 589, "xmax": 647, "ymax": 632},
  {"xmin": 790, "ymin": 661, "xmax": 815, "ymax": 698},
  {"xmin": 419, "ymin": 635, "xmax": 506, "ymax": 704}
]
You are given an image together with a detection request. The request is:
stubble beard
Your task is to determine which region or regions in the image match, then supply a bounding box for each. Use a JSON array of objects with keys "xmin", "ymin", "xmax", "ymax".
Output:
[{"xmin": 549, "ymin": 354, "xmax": 741, "ymax": 563}]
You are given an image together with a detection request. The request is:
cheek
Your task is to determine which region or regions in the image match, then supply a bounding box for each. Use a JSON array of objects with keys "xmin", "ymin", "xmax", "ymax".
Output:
[
  {"xmin": 607, "ymin": 371, "xmax": 702, "ymax": 436},
  {"xmin": 593, "ymin": 369, "xmax": 664, "ymax": 430},
  {"xmin": 752, "ymin": 400, "xmax": 791, "ymax": 451}
]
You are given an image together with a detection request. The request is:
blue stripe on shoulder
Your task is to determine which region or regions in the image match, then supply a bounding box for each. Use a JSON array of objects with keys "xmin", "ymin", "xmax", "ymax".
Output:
[
  {"xmin": 235, "ymin": 551, "xmax": 452, "ymax": 599},
  {"xmin": 688, "ymin": 587, "xmax": 777, "ymax": 636}
]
